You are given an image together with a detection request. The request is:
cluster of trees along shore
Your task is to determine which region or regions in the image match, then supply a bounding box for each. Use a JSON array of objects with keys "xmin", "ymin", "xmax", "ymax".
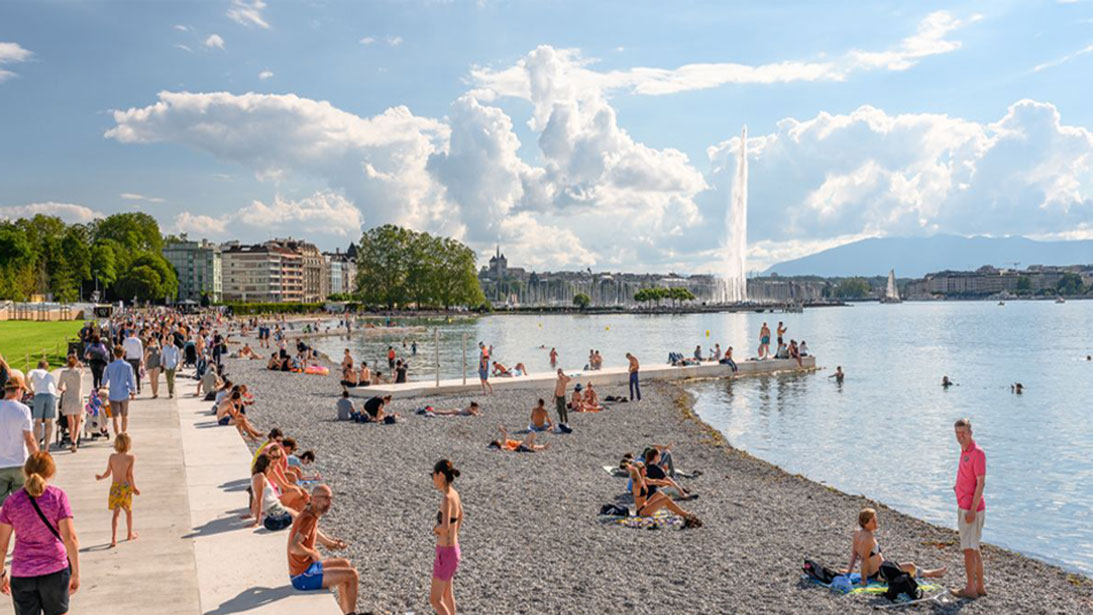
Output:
[{"xmin": 0, "ymin": 215, "xmax": 487, "ymax": 309}]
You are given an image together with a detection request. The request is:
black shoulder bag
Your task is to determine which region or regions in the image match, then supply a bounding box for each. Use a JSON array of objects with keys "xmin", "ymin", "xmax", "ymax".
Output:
[{"xmin": 28, "ymin": 495, "xmax": 73, "ymax": 569}]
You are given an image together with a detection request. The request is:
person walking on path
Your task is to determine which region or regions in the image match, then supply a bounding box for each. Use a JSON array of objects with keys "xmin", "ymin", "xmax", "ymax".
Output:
[
  {"xmin": 161, "ymin": 340, "xmax": 180, "ymax": 399},
  {"xmin": 101, "ymin": 347, "xmax": 137, "ymax": 436},
  {"xmin": 0, "ymin": 375, "xmax": 37, "ymax": 505},
  {"xmin": 83, "ymin": 336, "xmax": 110, "ymax": 390},
  {"xmin": 121, "ymin": 330, "xmax": 144, "ymax": 395},
  {"xmin": 145, "ymin": 340, "xmax": 162, "ymax": 399},
  {"xmin": 951, "ymin": 418, "xmax": 987, "ymax": 600},
  {"xmin": 626, "ymin": 353, "xmax": 641, "ymax": 401},
  {"xmin": 27, "ymin": 361, "xmax": 58, "ymax": 451},
  {"xmin": 0, "ymin": 452, "xmax": 81, "ymax": 615},
  {"xmin": 430, "ymin": 460, "xmax": 463, "ymax": 615},
  {"xmin": 286, "ymin": 485, "xmax": 360, "ymax": 615},
  {"xmin": 553, "ymin": 369, "xmax": 571, "ymax": 428},
  {"xmin": 57, "ymin": 356, "xmax": 84, "ymax": 453},
  {"xmin": 95, "ymin": 432, "xmax": 140, "ymax": 547}
]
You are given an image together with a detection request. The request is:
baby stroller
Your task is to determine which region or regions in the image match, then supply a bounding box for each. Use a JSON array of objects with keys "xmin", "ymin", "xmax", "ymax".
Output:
[{"xmin": 84, "ymin": 392, "xmax": 110, "ymax": 441}]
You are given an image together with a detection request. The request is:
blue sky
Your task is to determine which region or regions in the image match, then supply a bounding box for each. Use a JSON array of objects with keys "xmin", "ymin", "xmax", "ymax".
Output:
[{"xmin": 2, "ymin": 0, "xmax": 1092, "ymax": 272}]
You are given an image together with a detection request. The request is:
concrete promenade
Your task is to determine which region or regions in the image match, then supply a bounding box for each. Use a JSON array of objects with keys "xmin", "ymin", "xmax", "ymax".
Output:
[
  {"xmin": 352, "ymin": 355, "xmax": 817, "ymax": 399},
  {"xmin": 0, "ymin": 370, "xmax": 341, "ymax": 615}
]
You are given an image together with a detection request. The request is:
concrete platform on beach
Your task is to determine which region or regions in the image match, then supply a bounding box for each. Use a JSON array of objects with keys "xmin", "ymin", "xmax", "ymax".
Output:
[{"xmin": 351, "ymin": 355, "xmax": 816, "ymax": 399}]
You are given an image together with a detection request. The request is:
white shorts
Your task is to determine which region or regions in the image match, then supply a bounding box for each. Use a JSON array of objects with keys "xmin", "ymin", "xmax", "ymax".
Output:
[{"xmin": 957, "ymin": 509, "xmax": 984, "ymax": 551}]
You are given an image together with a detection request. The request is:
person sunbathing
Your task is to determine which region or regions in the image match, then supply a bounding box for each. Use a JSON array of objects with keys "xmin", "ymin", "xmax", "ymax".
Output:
[
  {"xmin": 512, "ymin": 362, "xmax": 528, "ymax": 376},
  {"xmin": 238, "ymin": 343, "xmax": 260, "ymax": 360},
  {"xmin": 529, "ymin": 398, "xmax": 553, "ymax": 431},
  {"xmin": 427, "ymin": 402, "xmax": 481, "ymax": 417},
  {"xmin": 582, "ymin": 383, "xmax": 604, "ymax": 412},
  {"xmin": 492, "ymin": 361, "xmax": 512, "ymax": 377},
  {"xmin": 624, "ymin": 461, "xmax": 702, "ymax": 528},
  {"xmin": 488, "ymin": 425, "xmax": 548, "ymax": 452},
  {"xmin": 844, "ymin": 508, "xmax": 945, "ymax": 587}
]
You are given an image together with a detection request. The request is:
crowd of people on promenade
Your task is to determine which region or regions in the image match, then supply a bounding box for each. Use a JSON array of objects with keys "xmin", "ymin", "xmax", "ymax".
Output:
[{"xmin": 0, "ymin": 306, "xmax": 1002, "ymax": 614}]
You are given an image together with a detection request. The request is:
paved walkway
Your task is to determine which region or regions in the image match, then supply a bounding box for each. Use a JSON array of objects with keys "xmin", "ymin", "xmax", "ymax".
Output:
[
  {"xmin": 0, "ymin": 375, "xmax": 201, "ymax": 615},
  {"xmin": 0, "ymin": 369, "xmax": 341, "ymax": 615}
]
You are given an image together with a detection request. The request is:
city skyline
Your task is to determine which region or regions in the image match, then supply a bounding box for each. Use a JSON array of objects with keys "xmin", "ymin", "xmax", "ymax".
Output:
[{"xmin": 2, "ymin": 1, "xmax": 1092, "ymax": 274}]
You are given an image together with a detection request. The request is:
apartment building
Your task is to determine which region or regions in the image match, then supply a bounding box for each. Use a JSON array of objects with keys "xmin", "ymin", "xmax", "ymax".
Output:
[
  {"xmin": 162, "ymin": 239, "xmax": 222, "ymax": 302},
  {"xmin": 268, "ymin": 238, "xmax": 326, "ymax": 302}
]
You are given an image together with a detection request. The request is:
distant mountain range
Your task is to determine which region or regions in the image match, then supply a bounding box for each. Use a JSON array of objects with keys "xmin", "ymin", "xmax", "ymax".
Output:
[{"xmin": 761, "ymin": 236, "xmax": 1093, "ymax": 278}]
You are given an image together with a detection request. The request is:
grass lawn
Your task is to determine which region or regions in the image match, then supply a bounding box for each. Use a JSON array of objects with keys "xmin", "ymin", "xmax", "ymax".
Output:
[{"xmin": 0, "ymin": 320, "xmax": 86, "ymax": 371}]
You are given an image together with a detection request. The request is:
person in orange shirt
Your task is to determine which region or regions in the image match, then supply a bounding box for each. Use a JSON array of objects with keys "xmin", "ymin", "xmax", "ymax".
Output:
[{"xmin": 286, "ymin": 485, "xmax": 359, "ymax": 614}]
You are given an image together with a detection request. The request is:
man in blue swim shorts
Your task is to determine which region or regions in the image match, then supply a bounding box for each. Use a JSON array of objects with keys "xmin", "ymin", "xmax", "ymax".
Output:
[{"xmin": 287, "ymin": 485, "xmax": 361, "ymax": 614}]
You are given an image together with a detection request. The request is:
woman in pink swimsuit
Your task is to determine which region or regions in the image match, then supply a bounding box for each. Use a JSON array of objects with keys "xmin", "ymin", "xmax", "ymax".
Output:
[{"xmin": 430, "ymin": 459, "xmax": 462, "ymax": 615}]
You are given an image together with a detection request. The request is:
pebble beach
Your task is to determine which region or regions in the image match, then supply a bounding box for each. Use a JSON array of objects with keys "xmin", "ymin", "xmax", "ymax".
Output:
[{"xmin": 223, "ymin": 351, "xmax": 1093, "ymax": 615}]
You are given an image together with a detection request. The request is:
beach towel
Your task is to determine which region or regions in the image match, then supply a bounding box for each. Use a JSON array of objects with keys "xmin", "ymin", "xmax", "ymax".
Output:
[
  {"xmin": 600, "ymin": 509, "xmax": 684, "ymax": 530},
  {"xmin": 802, "ymin": 572, "xmax": 943, "ymax": 597}
]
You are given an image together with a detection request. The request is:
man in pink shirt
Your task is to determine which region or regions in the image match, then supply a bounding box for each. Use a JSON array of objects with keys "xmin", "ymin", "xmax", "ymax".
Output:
[{"xmin": 952, "ymin": 417, "xmax": 986, "ymax": 599}]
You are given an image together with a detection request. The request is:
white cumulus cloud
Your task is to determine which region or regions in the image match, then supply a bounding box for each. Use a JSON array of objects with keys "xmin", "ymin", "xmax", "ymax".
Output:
[
  {"xmin": 172, "ymin": 192, "xmax": 363, "ymax": 242},
  {"xmin": 226, "ymin": 0, "xmax": 270, "ymax": 30},
  {"xmin": 0, "ymin": 42, "xmax": 33, "ymax": 83},
  {"xmin": 0, "ymin": 202, "xmax": 104, "ymax": 224},
  {"xmin": 205, "ymin": 34, "xmax": 225, "ymax": 50},
  {"xmin": 472, "ymin": 12, "xmax": 975, "ymax": 97}
]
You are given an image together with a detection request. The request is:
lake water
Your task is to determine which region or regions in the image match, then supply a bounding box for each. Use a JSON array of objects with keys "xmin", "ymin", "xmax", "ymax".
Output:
[{"xmin": 310, "ymin": 302, "xmax": 1093, "ymax": 575}]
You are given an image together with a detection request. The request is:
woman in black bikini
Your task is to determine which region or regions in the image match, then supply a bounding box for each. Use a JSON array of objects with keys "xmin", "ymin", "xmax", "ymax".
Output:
[
  {"xmin": 845, "ymin": 508, "xmax": 946, "ymax": 586},
  {"xmin": 624, "ymin": 461, "xmax": 702, "ymax": 528}
]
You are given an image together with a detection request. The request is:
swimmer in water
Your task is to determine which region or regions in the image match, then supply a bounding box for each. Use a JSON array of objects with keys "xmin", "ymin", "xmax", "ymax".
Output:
[
  {"xmin": 829, "ymin": 366, "xmax": 844, "ymax": 383},
  {"xmin": 942, "ymin": 376, "xmax": 954, "ymax": 387},
  {"xmin": 1011, "ymin": 383, "xmax": 1024, "ymax": 394}
]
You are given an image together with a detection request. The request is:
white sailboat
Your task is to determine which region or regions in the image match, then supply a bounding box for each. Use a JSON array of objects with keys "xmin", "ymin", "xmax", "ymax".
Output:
[{"xmin": 881, "ymin": 269, "xmax": 902, "ymax": 304}]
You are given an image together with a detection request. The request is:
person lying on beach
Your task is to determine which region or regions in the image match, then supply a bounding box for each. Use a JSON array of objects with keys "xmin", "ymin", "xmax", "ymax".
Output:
[
  {"xmin": 426, "ymin": 402, "xmax": 481, "ymax": 417},
  {"xmin": 624, "ymin": 461, "xmax": 702, "ymax": 528},
  {"xmin": 492, "ymin": 361, "xmax": 511, "ymax": 377},
  {"xmin": 488, "ymin": 425, "xmax": 548, "ymax": 452},
  {"xmin": 843, "ymin": 508, "xmax": 945, "ymax": 587},
  {"xmin": 512, "ymin": 362, "xmax": 527, "ymax": 376},
  {"xmin": 529, "ymin": 398, "xmax": 554, "ymax": 431},
  {"xmin": 237, "ymin": 343, "xmax": 261, "ymax": 360}
]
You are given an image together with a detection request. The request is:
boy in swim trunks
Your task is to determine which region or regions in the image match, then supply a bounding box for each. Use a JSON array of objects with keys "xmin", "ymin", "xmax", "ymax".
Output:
[{"xmin": 95, "ymin": 432, "xmax": 140, "ymax": 547}]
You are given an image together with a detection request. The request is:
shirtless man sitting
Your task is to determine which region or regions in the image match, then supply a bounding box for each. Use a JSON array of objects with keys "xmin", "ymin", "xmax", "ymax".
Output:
[
  {"xmin": 582, "ymin": 383, "xmax": 604, "ymax": 412},
  {"xmin": 358, "ymin": 362, "xmax": 372, "ymax": 386},
  {"xmin": 529, "ymin": 398, "xmax": 554, "ymax": 432},
  {"xmin": 238, "ymin": 343, "xmax": 260, "ymax": 360}
]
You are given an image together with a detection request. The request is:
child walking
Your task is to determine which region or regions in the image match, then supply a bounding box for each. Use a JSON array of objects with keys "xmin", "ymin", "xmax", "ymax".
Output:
[{"xmin": 95, "ymin": 432, "xmax": 140, "ymax": 547}]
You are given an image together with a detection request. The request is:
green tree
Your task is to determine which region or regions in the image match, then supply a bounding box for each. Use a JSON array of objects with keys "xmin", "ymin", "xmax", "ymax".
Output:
[
  {"xmin": 355, "ymin": 225, "xmax": 414, "ymax": 308},
  {"xmin": 91, "ymin": 241, "xmax": 119, "ymax": 288},
  {"xmin": 92, "ymin": 212, "xmax": 164, "ymax": 256},
  {"xmin": 834, "ymin": 278, "xmax": 871, "ymax": 299},
  {"xmin": 573, "ymin": 292, "xmax": 591, "ymax": 309},
  {"xmin": 115, "ymin": 265, "xmax": 163, "ymax": 302},
  {"xmin": 1057, "ymin": 273, "xmax": 1085, "ymax": 295}
]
